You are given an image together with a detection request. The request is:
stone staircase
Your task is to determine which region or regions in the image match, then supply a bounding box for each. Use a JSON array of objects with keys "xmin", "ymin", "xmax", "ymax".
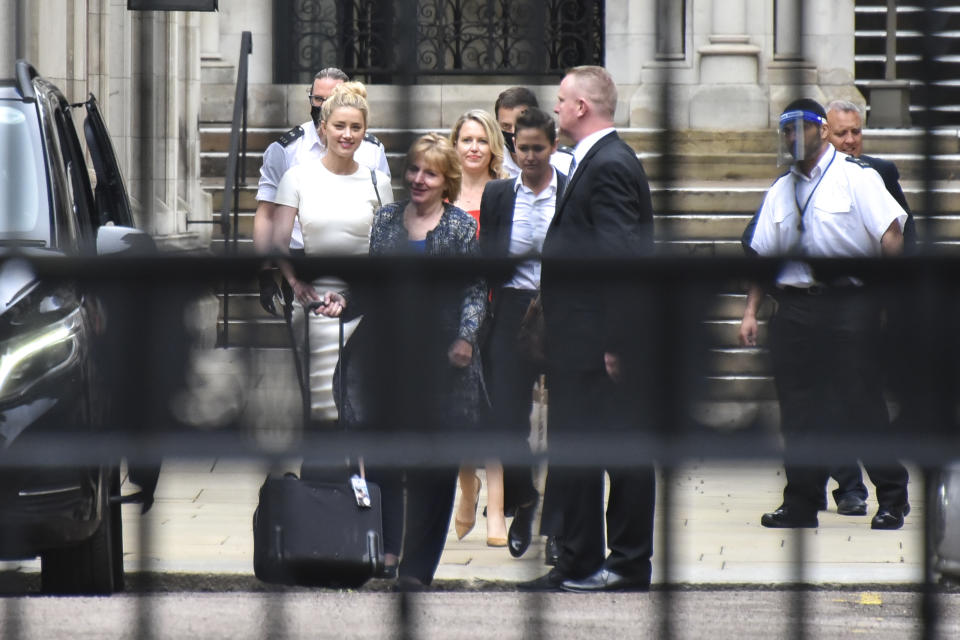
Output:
[
  {"xmin": 200, "ymin": 120, "xmax": 960, "ymax": 429},
  {"xmin": 855, "ymin": 0, "xmax": 960, "ymax": 126}
]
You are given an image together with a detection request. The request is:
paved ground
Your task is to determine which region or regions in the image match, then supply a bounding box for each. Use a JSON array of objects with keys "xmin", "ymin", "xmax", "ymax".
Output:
[
  {"xmin": 91, "ymin": 457, "xmax": 927, "ymax": 586},
  {"xmin": 0, "ymin": 347, "xmax": 930, "ymax": 587}
]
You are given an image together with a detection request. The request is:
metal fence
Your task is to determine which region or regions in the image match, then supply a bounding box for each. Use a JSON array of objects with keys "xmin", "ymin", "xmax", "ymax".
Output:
[{"xmin": 4, "ymin": 1, "xmax": 960, "ymax": 639}]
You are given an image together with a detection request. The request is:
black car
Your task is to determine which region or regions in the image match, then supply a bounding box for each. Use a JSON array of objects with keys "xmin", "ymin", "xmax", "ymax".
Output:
[{"xmin": 0, "ymin": 61, "xmax": 153, "ymax": 594}]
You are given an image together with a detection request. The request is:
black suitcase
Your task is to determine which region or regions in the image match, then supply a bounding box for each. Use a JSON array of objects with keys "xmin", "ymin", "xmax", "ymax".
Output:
[
  {"xmin": 253, "ymin": 302, "xmax": 383, "ymax": 588},
  {"xmin": 252, "ymin": 472, "xmax": 384, "ymax": 587}
]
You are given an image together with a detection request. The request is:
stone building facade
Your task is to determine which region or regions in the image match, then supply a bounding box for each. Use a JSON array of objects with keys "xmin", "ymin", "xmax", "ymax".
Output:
[
  {"xmin": 2, "ymin": 0, "xmax": 863, "ymax": 240},
  {"xmin": 1, "ymin": 0, "xmax": 211, "ymax": 250}
]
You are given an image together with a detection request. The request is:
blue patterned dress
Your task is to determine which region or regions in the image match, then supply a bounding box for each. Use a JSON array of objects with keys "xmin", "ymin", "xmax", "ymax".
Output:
[{"xmin": 335, "ymin": 200, "xmax": 487, "ymax": 430}]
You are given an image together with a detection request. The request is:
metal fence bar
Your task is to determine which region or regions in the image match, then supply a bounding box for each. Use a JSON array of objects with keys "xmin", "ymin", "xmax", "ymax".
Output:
[
  {"xmin": 219, "ymin": 30, "xmax": 254, "ymax": 349},
  {"xmin": 918, "ymin": 2, "xmax": 941, "ymax": 638}
]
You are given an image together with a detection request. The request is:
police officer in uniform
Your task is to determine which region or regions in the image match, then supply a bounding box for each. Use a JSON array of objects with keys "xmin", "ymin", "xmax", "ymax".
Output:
[
  {"xmin": 254, "ymin": 67, "xmax": 390, "ymax": 314},
  {"xmin": 493, "ymin": 86, "xmax": 574, "ymax": 179},
  {"xmin": 739, "ymin": 98, "xmax": 911, "ymax": 530}
]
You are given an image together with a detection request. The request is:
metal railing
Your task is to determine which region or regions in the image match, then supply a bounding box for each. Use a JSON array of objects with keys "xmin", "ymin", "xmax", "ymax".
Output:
[{"xmin": 185, "ymin": 30, "xmax": 253, "ymax": 347}]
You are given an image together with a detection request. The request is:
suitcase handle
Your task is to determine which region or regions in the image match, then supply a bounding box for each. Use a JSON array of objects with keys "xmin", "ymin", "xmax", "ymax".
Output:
[{"xmin": 367, "ymin": 530, "xmax": 382, "ymax": 575}]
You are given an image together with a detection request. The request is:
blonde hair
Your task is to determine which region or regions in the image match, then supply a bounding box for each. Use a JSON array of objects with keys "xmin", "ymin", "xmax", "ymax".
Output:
[
  {"xmin": 567, "ymin": 66, "xmax": 617, "ymax": 121},
  {"xmin": 407, "ymin": 133, "xmax": 462, "ymax": 203},
  {"xmin": 449, "ymin": 109, "xmax": 508, "ymax": 180},
  {"xmin": 320, "ymin": 81, "xmax": 370, "ymax": 126}
]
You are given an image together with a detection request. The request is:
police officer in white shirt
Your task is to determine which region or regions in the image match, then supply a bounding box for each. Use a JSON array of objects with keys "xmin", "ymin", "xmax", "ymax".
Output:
[
  {"xmin": 739, "ymin": 98, "xmax": 911, "ymax": 531},
  {"xmin": 254, "ymin": 67, "xmax": 390, "ymax": 314},
  {"xmin": 494, "ymin": 86, "xmax": 573, "ymax": 179}
]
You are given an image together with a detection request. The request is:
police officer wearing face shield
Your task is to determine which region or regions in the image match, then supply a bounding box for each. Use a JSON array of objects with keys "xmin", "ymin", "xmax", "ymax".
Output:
[
  {"xmin": 738, "ymin": 98, "xmax": 911, "ymax": 530},
  {"xmin": 253, "ymin": 68, "xmax": 390, "ymax": 315}
]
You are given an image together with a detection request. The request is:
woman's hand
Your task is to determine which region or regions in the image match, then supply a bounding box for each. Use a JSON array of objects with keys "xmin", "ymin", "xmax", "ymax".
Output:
[
  {"xmin": 290, "ymin": 278, "xmax": 322, "ymax": 309},
  {"xmin": 316, "ymin": 291, "xmax": 347, "ymax": 317},
  {"xmin": 448, "ymin": 338, "xmax": 473, "ymax": 368}
]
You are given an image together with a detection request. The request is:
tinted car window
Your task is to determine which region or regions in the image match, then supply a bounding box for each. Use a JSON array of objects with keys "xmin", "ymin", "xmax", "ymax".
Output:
[{"xmin": 0, "ymin": 100, "xmax": 47, "ymax": 240}]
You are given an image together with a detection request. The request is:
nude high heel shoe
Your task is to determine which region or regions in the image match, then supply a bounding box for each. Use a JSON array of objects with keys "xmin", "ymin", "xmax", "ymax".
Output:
[{"xmin": 455, "ymin": 474, "xmax": 481, "ymax": 540}]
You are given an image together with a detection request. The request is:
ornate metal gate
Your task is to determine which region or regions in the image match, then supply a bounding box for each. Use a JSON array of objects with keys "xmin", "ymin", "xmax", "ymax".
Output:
[{"xmin": 273, "ymin": 0, "xmax": 604, "ymax": 84}]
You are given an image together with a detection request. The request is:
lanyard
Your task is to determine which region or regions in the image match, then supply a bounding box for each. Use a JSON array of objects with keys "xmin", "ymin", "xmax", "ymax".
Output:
[{"xmin": 794, "ymin": 147, "xmax": 837, "ymax": 232}]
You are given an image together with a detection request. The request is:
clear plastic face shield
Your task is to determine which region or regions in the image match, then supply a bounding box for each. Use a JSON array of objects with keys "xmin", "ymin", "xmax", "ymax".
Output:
[{"xmin": 777, "ymin": 109, "xmax": 826, "ymax": 167}]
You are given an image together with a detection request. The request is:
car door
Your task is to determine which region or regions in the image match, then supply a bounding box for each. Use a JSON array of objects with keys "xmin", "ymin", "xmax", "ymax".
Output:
[{"xmin": 82, "ymin": 95, "xmax": 134, "ymax": 228}]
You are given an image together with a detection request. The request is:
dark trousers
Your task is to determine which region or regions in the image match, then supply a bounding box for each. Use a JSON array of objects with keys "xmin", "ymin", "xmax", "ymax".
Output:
[
  {"xmin": 830, "ymin": 464, "xmax": 868, "ymax": 503},
  {"xmin": 365, "ymin": 465, "xmax": 457, "ymax": 585},
  {"xmin": 484, "ymin": 287, "xmax": 541, "ymax": 510},
  {"xmin": 399, "ymin": 467, "xmax": 458, "ymax": 585},
  {"xmin": 364, "ymin": 467, "xmax": 404, "ymax": 558},
  {"xmin": 543, "ymin": 367, "xmax": 655, "ymax": 581},
  {"xmin": 770, "ymin": 289, "xmax": 909, "ymax": 514}
]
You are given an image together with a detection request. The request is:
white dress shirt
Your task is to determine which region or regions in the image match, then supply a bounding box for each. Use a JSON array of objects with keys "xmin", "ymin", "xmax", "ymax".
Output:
[
  {"xmin": 750, "ymin": 145, "xmax": 908, "ymax": 287},
  {"xmin": 504, "ymin": 169, "xmax": 559, "ymax": 290}
]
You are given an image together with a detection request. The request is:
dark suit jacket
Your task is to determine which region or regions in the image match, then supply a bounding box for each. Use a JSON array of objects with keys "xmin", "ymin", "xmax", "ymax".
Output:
[
  {"xmin": 860, "ymin": 154, "xmax": 915, "ymax": 248},
  {"xmin": 540, "ymin": 131, "xmax": 654, "ymax": 370},
  {"xmin": 478, "ymin": 171, "xmax": 567, "ymax": 292}
]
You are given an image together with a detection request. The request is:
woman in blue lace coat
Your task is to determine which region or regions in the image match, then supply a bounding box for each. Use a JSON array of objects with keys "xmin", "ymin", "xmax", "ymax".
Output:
[{"xmin": 320, "ymin": 133, "xmax": 487, "ymax": 588}]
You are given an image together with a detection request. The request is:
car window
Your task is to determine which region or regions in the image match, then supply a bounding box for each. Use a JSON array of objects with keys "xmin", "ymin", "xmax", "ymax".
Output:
[{"xmin": 0, "ymin": 101, "xmax": 47, "ymax": 239}]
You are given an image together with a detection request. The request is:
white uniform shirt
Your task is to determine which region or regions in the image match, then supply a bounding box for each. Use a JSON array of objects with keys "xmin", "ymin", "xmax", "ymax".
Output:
[
  {"xmin": 256, "ymin": 119, "xmax": 390, "ymax": 249},
  {"xmin": 750, "ymin": 146, "xmax": 908, "ymax": 287},
  {"xmin": 504, "ymin": 169, "xmax": 559, "ymax": 290},
  {"xmin": 502, "ymin": 146, "xmax": 575, "ymax": 180}
]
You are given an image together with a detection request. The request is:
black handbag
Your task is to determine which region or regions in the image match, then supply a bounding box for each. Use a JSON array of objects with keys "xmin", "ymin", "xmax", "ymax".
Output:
[{"xmin": 516, "ymin": 292, "xmax": 546, "ymax": 365}]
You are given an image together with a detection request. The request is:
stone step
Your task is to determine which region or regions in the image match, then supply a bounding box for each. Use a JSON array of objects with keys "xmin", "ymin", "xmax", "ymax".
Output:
[
  {"xmin": 203, "ymin": 180, "xmax": 791, "ymax": 215},
  {"xmin": 709, "ymin": 348, "xmax": 771, "ymax": 376},
  {"xmin": 701, "ymin": 376, "xmax": 776, "ymax": 401},
  {"xmin": 203, "ymin": 180, "xmax": 960, "ymax": 238},
  {"xmin": 702, "ymin": 319, "xmax": 768, "ymax": 349},
  {"xmin": 219, "ymin": 318, "xmax": 290, "ymax": 349},
  {"xmin": 200, "ymin": 125, "xmax": 960, "ymax": 157}
]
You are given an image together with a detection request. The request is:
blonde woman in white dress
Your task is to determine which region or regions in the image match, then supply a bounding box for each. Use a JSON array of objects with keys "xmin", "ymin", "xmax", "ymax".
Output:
[{"xmin": 273, "ymin": 82, "xmax": 393, "ymax": 422}]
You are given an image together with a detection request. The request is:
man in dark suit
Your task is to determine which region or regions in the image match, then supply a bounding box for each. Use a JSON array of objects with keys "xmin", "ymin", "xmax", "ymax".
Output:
[
  {"xmin": 819, "ymin": 99, "xmax": 917, "ymax": 516},
  {"xmin": 517, "ymin": 66, "xmax": 656, "ymax": 592},
  {"xmin": 826, "ymin": 100, "xmax": 915, "ymax": 248},
  {"xmin": 478, "ymin": 107, "xmax": 567, "ymax": 559}
]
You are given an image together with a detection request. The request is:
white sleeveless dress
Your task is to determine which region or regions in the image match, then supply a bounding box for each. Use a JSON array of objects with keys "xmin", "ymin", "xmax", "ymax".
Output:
[{"xmin": 275, "ymin": 159, "xmax": 394, "ymax": 420}]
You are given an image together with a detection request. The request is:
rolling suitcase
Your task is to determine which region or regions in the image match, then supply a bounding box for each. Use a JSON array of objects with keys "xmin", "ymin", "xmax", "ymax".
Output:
[
  {"xmin": 253, "ymin": 302, "xmax": 383, "ymax": 587},
  {"xmin": 933, "ymin": 462, "xmax": 960, "ymax": 580},
  {"xmin": 252, "ymin": 471, "xmax": 383, "ymax": 587}
]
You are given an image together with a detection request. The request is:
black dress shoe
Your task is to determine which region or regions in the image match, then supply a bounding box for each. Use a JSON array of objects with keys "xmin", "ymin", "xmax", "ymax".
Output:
[
  {"xmin": 835, "ymin": 494, "xmax": 868, "ymax": 516},
  {"xmin": 544, "ymin": 535, "xmax": 560, "ymax": 566},
  {"xmin": 508, "ymin": 499, "xmax": 538, "ymax": 558},
  {"xmin": 871, "ymin": 503, "xmax": 910, "ymax": 530},
  {"xmin": 517, "ymin": 569, "xmax": 566, "ymax": 592},
  {"xmin": 561, "ymin": 568, "xmax": 650, "ymax": 593},
  {"xmin": 760, "ymin": 506, "xmax": 818, "ymax": 528}
]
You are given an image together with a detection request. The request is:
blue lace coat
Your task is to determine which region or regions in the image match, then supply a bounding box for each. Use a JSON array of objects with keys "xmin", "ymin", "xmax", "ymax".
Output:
[{"xmin": 336, "ymin": 201, "xmax": 488, "ymax": 430}]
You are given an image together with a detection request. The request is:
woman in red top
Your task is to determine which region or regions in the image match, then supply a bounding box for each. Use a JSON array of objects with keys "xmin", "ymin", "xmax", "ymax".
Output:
[
  {"xmin": 448, "ymin": 109, "xmax": 510, "ymax": 546},
  {"xmin": 449, "ymin": 109, "xmax": 508, "ymax": 229}
]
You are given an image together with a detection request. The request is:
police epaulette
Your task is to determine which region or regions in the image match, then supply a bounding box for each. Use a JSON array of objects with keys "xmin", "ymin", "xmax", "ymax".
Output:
[
  {"xmin": 845, "ymin": 155, "xmax": 871, "ymax": 169},
  {"xmin": 556, "ymin": 145, "xmax": 574, "ymax": 155},
  {"xmin": 364, "ymin": 131, "xmax": 383, "ymax": 147},
  {"xmin": 277, "ymin": 125, "xmax": 304, "ymax": 148}
]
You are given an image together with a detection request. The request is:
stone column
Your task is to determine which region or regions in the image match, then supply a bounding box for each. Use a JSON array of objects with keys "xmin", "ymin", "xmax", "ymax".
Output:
[
  {"xmin": 200, "ymin": 10, "xmax": 221, "ymax": 60},
  {"xmin": 767, "ymin": 0, "xmax": 861, "ymax": 122},
  {"xmin": 689, "ymin": 0, "xmax": 766, "ymax": 129}
]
